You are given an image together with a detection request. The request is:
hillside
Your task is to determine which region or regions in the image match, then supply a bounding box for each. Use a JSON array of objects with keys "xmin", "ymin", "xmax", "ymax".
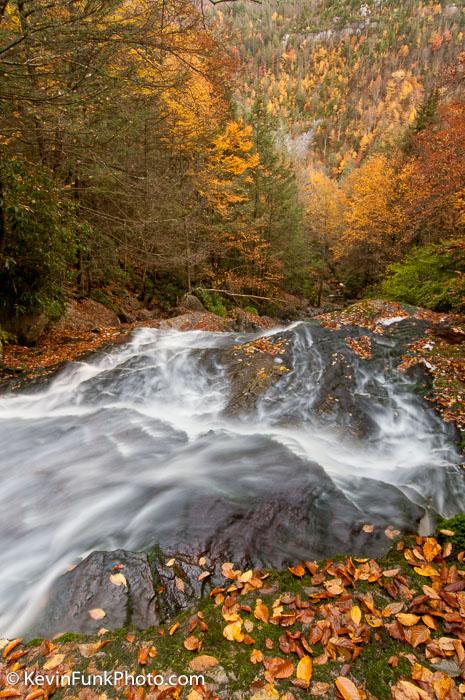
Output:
[{"xmin": 221, "ymin": 0, "xmax": 465, "ymax": 172}]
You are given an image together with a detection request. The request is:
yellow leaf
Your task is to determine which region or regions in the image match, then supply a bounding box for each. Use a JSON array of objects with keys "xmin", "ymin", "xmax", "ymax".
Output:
[
  {"xmin": 414, "ymin": 565, "xmax": 439, "ymax": 578},
  {"xmin": 296, "ymin": 655, "xmax": 313, "ymax": 687},
  {"xmin": 350, "ymin": 605, "xmax": 361, "ymax": 626},
  {"xmin": 396, "ymin": 613, "xmax": 420, "ymax": 626},
  {"xmin": 223, "ymin": 621, "xmax": 243, "ymax": 642},
  {"xmin": 169, "ymin": 622, "xmax": 180, "ymax": 636},
  {"xmin": 365, "ymin": 614, "xmax": 383, "ymax": 627}
]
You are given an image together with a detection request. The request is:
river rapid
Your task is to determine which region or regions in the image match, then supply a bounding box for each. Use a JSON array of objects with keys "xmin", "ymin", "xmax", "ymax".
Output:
[{"xmin": 0, "ymin": 321, "xmax": 463, "ymax": 636}]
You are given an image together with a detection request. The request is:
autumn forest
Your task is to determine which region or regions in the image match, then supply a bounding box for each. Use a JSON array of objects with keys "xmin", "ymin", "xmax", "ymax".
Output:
[{"xmin": 0, "ymin": 0, "xmax": 464, "ymax": 333}]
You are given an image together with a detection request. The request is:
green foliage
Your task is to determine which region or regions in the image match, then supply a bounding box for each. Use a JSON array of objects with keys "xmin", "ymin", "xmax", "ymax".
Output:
[
  {"xmin": 248, "ymin": 96, "xmax": 308, "ymax": 294},
  {"xmin": 196, "ymin": 289, "xmax": 228, "ymax": 317},
  {"xmin": 381, "ymin": 243, "xmax": 465, "ymax": 313},
  {"xmin": 438, "ymin": 514, "xmax": 465, "ymax": 551},
  {"xmin": 243, "ymin": 305, "xmax": 258, "ymax": 315},
  {"xmin": 0, "ymin": 158, "xmax": 80, "ymax": 320}
]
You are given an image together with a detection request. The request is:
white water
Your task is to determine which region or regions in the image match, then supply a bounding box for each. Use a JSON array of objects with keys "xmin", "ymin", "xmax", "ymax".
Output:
[{"xmin": 0, "ymin": 324, "xmax": 463, "ymax": 635}]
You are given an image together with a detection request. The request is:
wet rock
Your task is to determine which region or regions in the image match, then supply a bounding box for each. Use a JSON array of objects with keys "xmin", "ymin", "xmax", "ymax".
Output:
[
  {"xmin": 144, "ymin": 434, "xmax": 413, "ymax": 617},
  {"xmin": 31, "ymin": 550, "xmax": 158, "ymax": 637}
]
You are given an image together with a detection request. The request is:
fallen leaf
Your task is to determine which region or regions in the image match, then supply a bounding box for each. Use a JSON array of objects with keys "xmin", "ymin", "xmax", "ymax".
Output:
[
  {"xmin": 250, "ymin": 649, "xmax": 264, "ymax": 664},
  {"xmin": 296, "ymin": 655, "xmax": 312, "ymax": 687},
  {"xmin": 350, "ymin": 605, "xmax": 362, "ymax": 626},
  {"xmin": 109, "ymin": 573, "xmax": 127, "ymax": 587},
  {"xmin": 263, "ymin": 657, "xmax": 294, "ymax": 679},
  {"xmin": 324, "ymin": 578, "xmax": 344, "ymax": 595},
  {"xmin": 423, "ymin": 538, "xmax": 441, "ymax": 563},
  {"xmin": 335, "ymin": 676, "xmax": 362, "ymax": 700},
  {"xmin": 137, "ymin": 647, "xmax": 149, "ymax": 665},
  {"xmin": 288, "ymin": 565, "xmax": 305, "ymax": 577},
  {"xmin": 169, "ymin": 622, "xmax": 180, "ymax": 636},
  {"xmin": 78, "ymin": 641, "xmax": 110, "ymax": 658},
  {"xmin": 43, "ymin": 653, "xmax": 65, "ymax": 670},
  {"xmin": 223, "ymin": 621, "xmax": 243, "ymax": 642},
  {"xmin": 254, "ymin": 599, "xmax": 270, "ymax": 624},
  {"xmin": 175, "ymin": 576, "xmax": 185, "ymax": 592},
  {"xmin": 183, "ymin": 636, "xmax": 201, "ymax": 652},
  {"xmin": 396, "ymin": 613, "xmax": 420, "ymax": 627},
  {"xmin": 414, "ymin": 565, "xmax": 439, "ymax": 578},
  {"xmin": 189, "ymin": 655, "xmax": 219, "ymax": 672},
  {"xmin": 88, "ymin": 608, "xmax": 106, "ymax": 621}
]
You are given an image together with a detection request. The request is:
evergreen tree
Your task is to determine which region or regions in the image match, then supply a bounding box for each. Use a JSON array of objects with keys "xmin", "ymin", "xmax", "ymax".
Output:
[{"xmin": 248, "ymin": 96, "xmax": 309, "ymax": 295}]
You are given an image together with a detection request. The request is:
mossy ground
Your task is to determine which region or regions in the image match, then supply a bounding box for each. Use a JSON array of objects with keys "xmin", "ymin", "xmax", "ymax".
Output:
[{"xmin": 0, "ymin": 531, "xmax": 460, "ymax": 700}]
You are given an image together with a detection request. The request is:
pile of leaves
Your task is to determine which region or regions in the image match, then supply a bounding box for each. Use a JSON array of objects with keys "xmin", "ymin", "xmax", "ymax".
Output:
[
  {"xmin": 399, "ymin": 332, "xmax": 465, "ymax": 433},
  {"xmin": 1, "ymin": 534, "xmax": 465, "ymax": 699},
  {"xmin": 345, "ymin": 337, "xmax": 373, "ymax": 361},
  {"xmin": 316, "ymin": 301, "xmax": 410, "ymax": 334}
]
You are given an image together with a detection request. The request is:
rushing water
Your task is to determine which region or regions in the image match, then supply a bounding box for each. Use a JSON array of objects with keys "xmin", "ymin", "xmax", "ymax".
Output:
[{"xmin": 0, "ymin": 323, "xmax": 463, "ymax": 636}]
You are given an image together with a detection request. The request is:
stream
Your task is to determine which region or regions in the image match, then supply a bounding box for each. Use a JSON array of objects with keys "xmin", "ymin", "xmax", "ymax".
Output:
[{"xmin": 0, "ymin": 322, "xmax": 464, "ymax": 636}]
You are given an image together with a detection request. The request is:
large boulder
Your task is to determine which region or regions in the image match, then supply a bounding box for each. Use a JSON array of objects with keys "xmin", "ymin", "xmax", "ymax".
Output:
[
  {"xmin": 3, "ymin": 312, "xmax": 49, "ymax": 345},
  {"xmin": 54, "ymin": 299, "xmax": 120, "ymax": 333}
]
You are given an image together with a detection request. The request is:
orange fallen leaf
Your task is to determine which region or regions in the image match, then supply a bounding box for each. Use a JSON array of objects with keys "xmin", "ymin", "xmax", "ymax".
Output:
[
  {"xmin": 2, "ymin": 639, "xmax": 22, "ymax": 659},
  {"xmin": 335, "ymin": 676, "xmax": 362, "ymax": 700},
  {"xmin": 189, "ymin": 655, "xmax": 219, "ymax": 672},
  {"xmin": 250, "ymin": 648, "xmax": 264, "ymax": 664},
  {"xmin": 423, "ymin": 538, "xmax": 441, "ymax": 562},
  {"xmin": 264, "ymin": 657, "xmax": 294, "ymax": 679},
  {"xmin": 183, "ymin": 636, "xmax": 201, "ymax": 652},
  {"xmin": 254, "ymin": 599, "xmax": 269, "ymax": 624},
  {"xmin": 288, "ymin": 565, "xmax": 305, "ymax": 577}
]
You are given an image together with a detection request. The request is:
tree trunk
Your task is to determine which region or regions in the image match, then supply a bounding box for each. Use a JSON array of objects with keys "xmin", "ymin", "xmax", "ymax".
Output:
[
  {"xmin": 184, "ymin": 217, "xmax": 192, "ymax": 294},
  {"xmin": 0, "ymin": 177, "xmax": 8, "ymax": 260}
]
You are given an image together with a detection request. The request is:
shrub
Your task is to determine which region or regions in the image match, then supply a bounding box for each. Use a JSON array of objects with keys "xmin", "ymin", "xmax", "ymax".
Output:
[
  {"xmin": 381, "ymin": 242, "xmax": 465, "ymax": 313},
  {"xmin": 196, "ymin": 289, "xmax": 228, "ymax": 317}
]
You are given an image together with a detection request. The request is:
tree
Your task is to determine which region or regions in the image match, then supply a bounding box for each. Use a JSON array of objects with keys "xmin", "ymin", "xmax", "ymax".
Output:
[
  {"xmin": 304, "ymin": 169, "xmax": 346, "ymax": 304},
  {"xmin": 334, "ymin": 154, "xmax": 405, "ymax": 293}
]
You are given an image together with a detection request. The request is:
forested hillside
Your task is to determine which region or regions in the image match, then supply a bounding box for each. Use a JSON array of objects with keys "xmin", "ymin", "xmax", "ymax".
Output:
[
  {"xmin": 221, "ymin": 0, "xmax": 465, "ymax": 303},
  {"xmin": 0, "ymin": 0, "xmax": 464, "ymax": 343}
]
